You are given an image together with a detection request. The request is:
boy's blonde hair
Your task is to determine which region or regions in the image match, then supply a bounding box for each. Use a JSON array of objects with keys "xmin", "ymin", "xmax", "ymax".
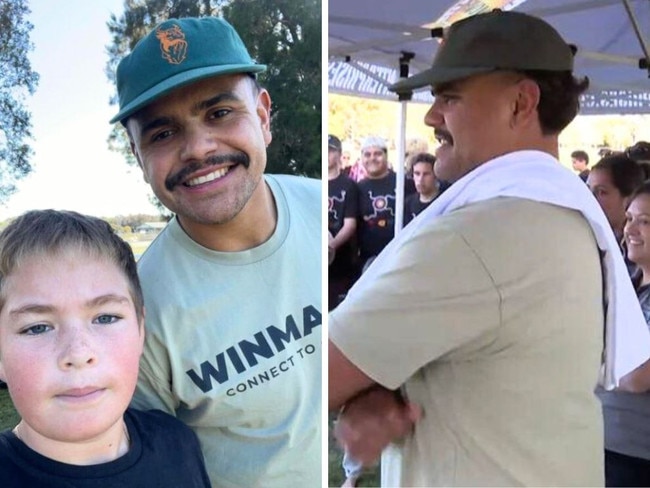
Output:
[{"xmin": 0, "ymin": 210, "xmax": 144, "ymax": 321}]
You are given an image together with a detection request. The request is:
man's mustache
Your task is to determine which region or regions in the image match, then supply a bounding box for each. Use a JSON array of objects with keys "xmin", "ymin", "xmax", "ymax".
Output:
[{"xmin": 165, "ymin": 152, "xmax": 250, "ymax": 191}]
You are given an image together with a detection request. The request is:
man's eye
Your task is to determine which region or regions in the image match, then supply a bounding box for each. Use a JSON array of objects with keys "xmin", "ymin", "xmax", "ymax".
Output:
[
  {"xmin": 210, "ymin": 108, "xmax": 231, "ymax": 119},
  {"xmin": 21, "ymin": 323, "xmax": 51, "ymax": 335},
  {"xmin": 152, "ymin": 129, "xmax": 174, "ymax": 142},
  {"xmin": 94, "ymin": 314, "xmax": 120, "ymax": 325}
]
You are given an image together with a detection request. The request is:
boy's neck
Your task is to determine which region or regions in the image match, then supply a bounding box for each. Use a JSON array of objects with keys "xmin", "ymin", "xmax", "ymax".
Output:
[{"xmin": 13, "ymin": 418, "xmax": 130, "ymax": 465}]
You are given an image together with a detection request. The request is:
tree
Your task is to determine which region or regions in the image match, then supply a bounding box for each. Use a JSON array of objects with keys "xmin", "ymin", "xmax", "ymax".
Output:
[
  {"xmin": 105, "ymin": 0, "xmax": 321, "ymax": 204},
  {"xmin": 0, "ymin": 0, "xmax": 39, "ymax": 204},
  {"xmin": 223, "ymin": 0, "xmax": 321, "ymax": 177}
]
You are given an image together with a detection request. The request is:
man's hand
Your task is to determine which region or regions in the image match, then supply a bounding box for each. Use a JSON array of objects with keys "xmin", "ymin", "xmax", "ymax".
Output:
[{"xmin": 334, "ymin": 386, "xmax": 422, "ymax": 467}]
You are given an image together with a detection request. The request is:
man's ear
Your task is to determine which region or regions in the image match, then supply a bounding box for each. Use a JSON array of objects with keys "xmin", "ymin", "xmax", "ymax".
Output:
[
  {"xmin": 511, "ymin": 78, "xmax": 541, "ymax": 127},
  {"xmin": 256, "ymin": 89, "xmax": 273, "ymax": 147}
]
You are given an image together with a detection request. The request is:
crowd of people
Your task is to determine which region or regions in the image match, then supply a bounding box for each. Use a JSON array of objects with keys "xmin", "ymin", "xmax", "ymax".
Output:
[
  {"xmin": 570, "ymin": 143, "xmax": 650, "ymax": 485},
  {"xmin": 328, "ymin": 135, "xmax": 450, "ymax": 309}
]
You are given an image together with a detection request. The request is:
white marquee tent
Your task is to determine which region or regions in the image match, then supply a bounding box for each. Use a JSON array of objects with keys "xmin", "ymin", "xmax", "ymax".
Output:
[
  {"xmin": 330, "ymin": 0, "xmax": 650, "ymax": 113},
  {"xmin": 329, "ymin": 0, "xmax": 650, "ymax": 233}
]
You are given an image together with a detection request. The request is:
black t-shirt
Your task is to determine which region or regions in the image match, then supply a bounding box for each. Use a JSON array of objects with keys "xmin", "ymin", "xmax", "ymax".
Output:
[
  {"xmin": 329, "ymin": 173, "xmax": 360, "ymax": 278},
  {"xmin": 403, "ymin": 193, "xmax": 435, "ymax": 226},
  {"xmin": 0, "ymin": 408, "xmax": 211, "ymax": 487},
  {"xmin": 357, "ymin": 172, "xmax": 416, "ymax": 259}
]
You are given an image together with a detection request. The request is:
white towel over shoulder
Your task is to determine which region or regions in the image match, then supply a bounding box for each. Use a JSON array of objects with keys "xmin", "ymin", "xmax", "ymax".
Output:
[{"xmin": 367, "ymin": 150, "xmax": 650, "ymax": 389}]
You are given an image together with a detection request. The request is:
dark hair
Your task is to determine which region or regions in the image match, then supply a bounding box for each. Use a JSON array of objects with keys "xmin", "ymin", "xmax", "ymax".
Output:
[
  {"xmin": 408, "ymin": 152, "xmax": 436, "ymax": 172},
  {"xmin": 592, "ymin": 154, "xmax": 646, "ymax": 197},
  {"xmin": 570, "ymin": 150, "xmax": 589, "ymax": 163},
  {"xmin": 629, "ymin": 179, "xmax": 650, "ymax": 204},
  {"xmin": 0, "ymin": 210, "xmax": 144, "ymax": 321},
  {"xmin": 520, "ymin": 70, "xmax": 589, "ymax": 135},
  {"xmin": 626, "ymin": 141, "xmax": 650, "ymax": 163}
]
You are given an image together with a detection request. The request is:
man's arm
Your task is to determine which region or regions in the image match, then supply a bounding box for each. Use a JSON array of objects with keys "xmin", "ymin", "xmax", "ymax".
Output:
[
  {"xmin": 329, "ymin": 339, "xmax": 421, "ymax": 468},
  {"xmin": 331, "ymin": 217, "xmax": 357, "ymax": 250},
  {"xmin": 329, "ymin": 339, "xmax": 375, "ymax": 411}
]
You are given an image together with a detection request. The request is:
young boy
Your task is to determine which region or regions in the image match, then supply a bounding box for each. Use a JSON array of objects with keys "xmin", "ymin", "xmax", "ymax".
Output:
[{"xmin": 0, "ymin": 210, "xmax": 210, "ymax": 487}]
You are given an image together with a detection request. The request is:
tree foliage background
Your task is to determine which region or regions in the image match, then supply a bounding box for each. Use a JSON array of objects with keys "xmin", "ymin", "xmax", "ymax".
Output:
[
  {"xmin": 0, "ymin": 0, "xmax": 39, "ymax": 205},
  {"xmin": 106, "ymin": 0, "xmax": 322, "ymax": 208}
]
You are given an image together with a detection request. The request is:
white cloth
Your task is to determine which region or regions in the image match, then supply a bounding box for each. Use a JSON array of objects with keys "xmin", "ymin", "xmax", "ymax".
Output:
[{"xmin": 364, "ymin": 150, "xmax": 650, "ymax": 390}]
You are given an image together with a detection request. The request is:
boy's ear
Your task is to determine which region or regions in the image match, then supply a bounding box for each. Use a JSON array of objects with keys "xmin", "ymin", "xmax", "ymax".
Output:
[{"xmin": 0, "ymin": 360, "xmax": 6, "ymax": 384}]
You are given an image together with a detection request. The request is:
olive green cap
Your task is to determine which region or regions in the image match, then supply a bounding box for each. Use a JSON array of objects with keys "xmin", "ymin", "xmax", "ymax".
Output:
[{"xmin": 390, "ymin": 10, "xmax": 574, "ymax": 93}]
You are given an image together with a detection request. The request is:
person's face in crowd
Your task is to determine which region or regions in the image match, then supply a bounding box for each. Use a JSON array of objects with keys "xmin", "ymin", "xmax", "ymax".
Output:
[
  {"xmin": 412, "ymin": 161, "xmax": 437, "ymax": 198},
  {"xmin": 625, "ymin": 193, "xmax": 650, "ymax": 268},
  {"xmin": 587, "ymin": 168, "xmax": 629, "ymax": 238},
  {"xmin": 425, "ymin": 71, "xmax": 528, "ymax": 183},
  {"xmin": 127, "ymin": 74, "xmax": 272, "ymax": 231},
  {"xmin": 572, "ymin": 157, "xmax": 587, "ymax": 172},
  {"xmin": 341, "ymin": 152, "xmax": 351, "ymax": 167},
  {"xmin": 328, "ymin": 147, "xmax": 341, "ymax": 172},
  {"xmin": 362, "ymin": 146, "xmax": 389, "ymax": 179},
  {"xmin": 0, "ymin": 250, "xmax": 144, "ymax": 460}
]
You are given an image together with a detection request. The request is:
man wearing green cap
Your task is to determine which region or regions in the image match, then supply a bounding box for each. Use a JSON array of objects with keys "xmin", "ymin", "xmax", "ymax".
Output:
[
  {"xmin": 329, "ymin": 9, "xmax": 650, "ymax": 487},
  {"xmin": 111, "ymin": 17, "xmax": 321, "ymax": 488}
]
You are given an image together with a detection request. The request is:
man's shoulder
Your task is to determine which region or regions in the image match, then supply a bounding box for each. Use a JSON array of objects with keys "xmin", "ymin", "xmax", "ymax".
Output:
[
  {"xmin": 330, "ymin": 172, "xmax": 358, "ymax": 189},
  {"xmin": 450, "ymin": 197, "xmax": 579, "ymax": 224},
  {"xmin": 266, "ymin": 174, "xmax": 321, "ymax": 221},
  {"xmin": 405, "ymin": 192, "xmax": 419, "ymax": 205},
  {"xmin": 137, "ymin": 223, "xmax": 175, "ymax": 268},
  {"xmin": 266, "ymin": 173, "xmax": 320, "ymax": 195},
  {"xmin": 358, "ymin": 173, "xmax": 393, "ymax": 190},
  {"xmin": 441, "ymin": 197, "xmax": 598, "ymax": 261}
]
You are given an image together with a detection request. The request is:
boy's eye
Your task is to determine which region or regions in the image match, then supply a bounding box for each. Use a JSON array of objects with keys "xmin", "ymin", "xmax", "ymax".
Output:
[
  {"xmin": 21, "ymin": 323, "xmax": 52, "ymax": 335},
  {"xmin": 94, "ymin": 314, "xmax": 120, "ymax": 325}
]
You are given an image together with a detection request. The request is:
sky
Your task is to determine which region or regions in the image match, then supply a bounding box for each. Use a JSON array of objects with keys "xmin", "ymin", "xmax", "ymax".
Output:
[{"xmin": 1, "ymin": 0, "xmax": 160, "ymax": 220}]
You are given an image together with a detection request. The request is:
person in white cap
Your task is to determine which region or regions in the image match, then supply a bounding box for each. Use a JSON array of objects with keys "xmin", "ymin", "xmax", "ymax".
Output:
[
  {"xmin": 329, "ymin": 9, "xmax": 650, "ymax": 487},
  {"xmin": 356, "ymin": 136, "xmax": 415, "ymax": 271}
]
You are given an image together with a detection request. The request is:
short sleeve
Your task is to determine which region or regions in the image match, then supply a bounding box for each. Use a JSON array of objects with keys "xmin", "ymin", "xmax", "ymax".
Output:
[
  {"xmin": 131, "ymin": 330, "xmax": 178, "ymax": 415},
  {"xmin": 329, "ymin": 219, "xmax": 501, "ymax": 389}
]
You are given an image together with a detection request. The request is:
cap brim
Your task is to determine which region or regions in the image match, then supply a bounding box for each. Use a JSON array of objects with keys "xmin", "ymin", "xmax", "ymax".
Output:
[
  {"xmin": 110, "ymin": 63, "xmax": 266, "ymax": 124},
  {"xmin": 388, "ymin": 66, "xmax": 494, "ymax": 93}
]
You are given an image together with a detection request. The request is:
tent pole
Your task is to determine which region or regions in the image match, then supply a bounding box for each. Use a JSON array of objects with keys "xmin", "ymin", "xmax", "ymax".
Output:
[
  {"xmin": 395, "ymin": 101, "xmax": 407, "ymax": 236},
  {"xmin": 622, "ymin": 0, "xmax": 650, "ymax": 71},
  {"xmin": 394, "ymin": 52, "xmax": 414, "ymax": 237}
]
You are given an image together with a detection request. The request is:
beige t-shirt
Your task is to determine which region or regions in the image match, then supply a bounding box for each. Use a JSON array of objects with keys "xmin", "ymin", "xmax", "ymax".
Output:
[{"xmin": 330, "ymin": 197, "xmax": 604, "ymax": 487}]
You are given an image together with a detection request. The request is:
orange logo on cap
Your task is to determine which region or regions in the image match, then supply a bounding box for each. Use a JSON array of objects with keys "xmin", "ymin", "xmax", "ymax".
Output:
[{"xmin": 156, "ymin": 24, "xmax": 187, "ymax": 64}]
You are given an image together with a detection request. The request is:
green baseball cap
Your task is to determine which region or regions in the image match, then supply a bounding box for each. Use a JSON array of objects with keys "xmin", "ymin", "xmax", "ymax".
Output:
[
  {"xmin": 110, "ymin": 17, "xmax": 266, "ymax": 124},
  {"xmin": 389, "ymin": 10, "xmax": 574, "ymax": 93}
]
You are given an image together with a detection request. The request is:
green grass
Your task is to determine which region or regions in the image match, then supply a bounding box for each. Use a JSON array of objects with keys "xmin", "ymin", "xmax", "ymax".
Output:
[{"xmin": 0, "ymin": 388, "xmax": 20, "ymax": 432}]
